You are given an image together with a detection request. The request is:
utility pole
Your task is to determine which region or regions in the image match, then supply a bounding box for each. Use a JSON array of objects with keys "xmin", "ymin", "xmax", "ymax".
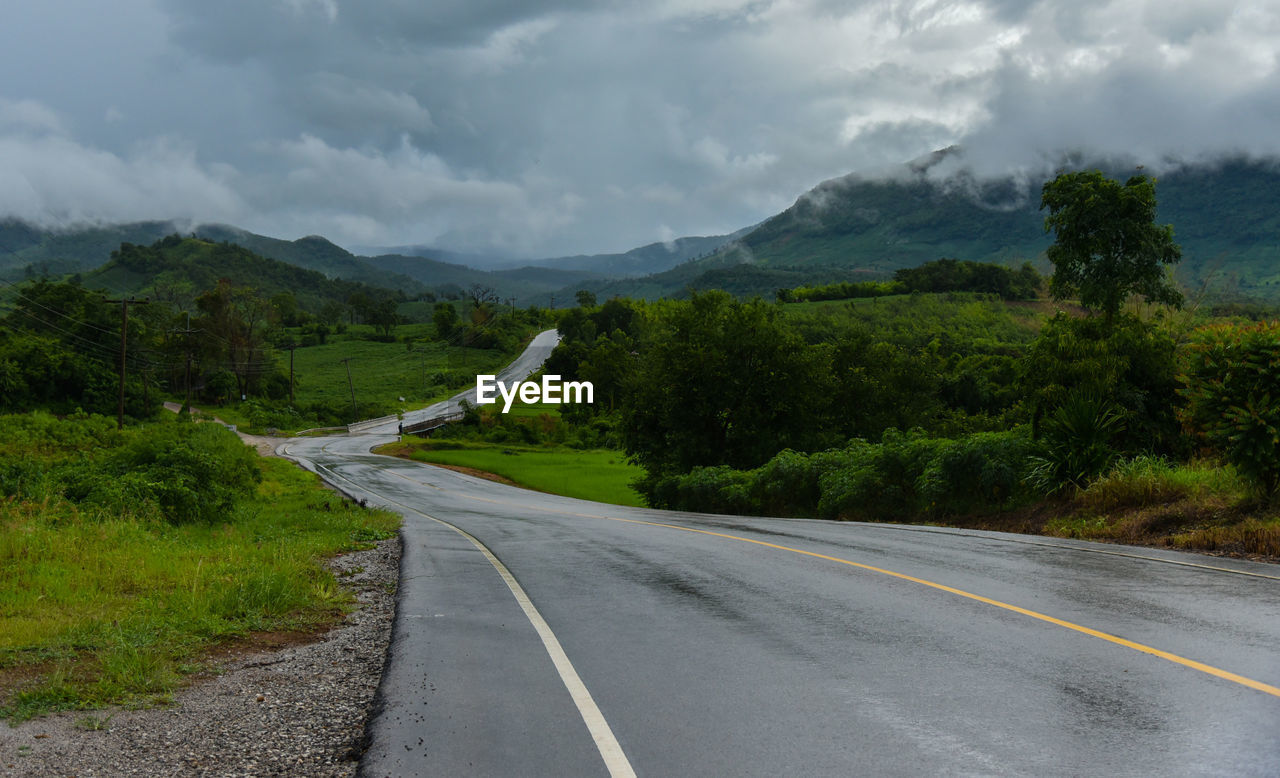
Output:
[
  {"xmin": 171, "ymin": 313, "xmax": 199, "ymax": 414},
  {"xmin": 340, "ymin": 357, "xmax": 357, "ymax": 416},
  {"xmin": 106, "ymin": 298, "xmax": 148, "ymax": 430},
  {"xmin": 281, "ymin": 343, "xmax": 297, "ymax": 404}
]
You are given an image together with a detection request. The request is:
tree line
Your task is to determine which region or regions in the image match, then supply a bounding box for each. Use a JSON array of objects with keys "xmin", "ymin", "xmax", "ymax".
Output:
[{"xmin": 545, "ymin": 170, "xmax": 1280, "ymax": 515}]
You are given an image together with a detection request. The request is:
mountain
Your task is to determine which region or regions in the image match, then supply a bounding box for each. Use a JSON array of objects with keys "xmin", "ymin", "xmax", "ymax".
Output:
[
  {"xmin": 81, "ymin": 236, "xmax": 404, "ymax": 312},
  {"xmin": 585, "ymin": 152, "xmax": 1280, "ymax": 301},
  {"xmin": 0, "ymin": 219, "xmax": 427, "ymax": 294},
  {"xmin": 359, "ymin": 229, "xmax": 747, "ymax": 277},
  {"xmin": 0, "ymin": 219, "xmax": 607, "ymax": 305}
]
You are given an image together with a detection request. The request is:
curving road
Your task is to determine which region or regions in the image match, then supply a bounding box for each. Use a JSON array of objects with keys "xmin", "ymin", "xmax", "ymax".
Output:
[{"xmin": 282, "ymin": 334, "xmax": 1280, "ymax": 777}]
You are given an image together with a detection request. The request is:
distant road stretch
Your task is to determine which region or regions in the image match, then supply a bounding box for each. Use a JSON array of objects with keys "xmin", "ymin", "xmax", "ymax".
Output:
[{"xmin": 282, "ymin": 331, "xmax": 1280, "ymax": 777}]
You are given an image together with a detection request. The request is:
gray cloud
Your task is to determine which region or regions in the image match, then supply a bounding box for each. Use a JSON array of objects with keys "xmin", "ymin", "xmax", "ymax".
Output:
[{"xmin": 1, "ymin": 0, "xmax": 1277, "ymax": 257}]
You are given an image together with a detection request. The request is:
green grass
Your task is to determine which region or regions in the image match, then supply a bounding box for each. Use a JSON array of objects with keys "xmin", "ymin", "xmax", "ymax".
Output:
[
  {"xmin": 0, "ymin": 454, "xmax": 399, "ymax": 721},
  {"xmin": 281, "ymin": 325, "xmax": 513, "ymax": 409},
  {"xmin": 382, "ymin": 438, "xmax": 646, "ymax": 508},
  {"xmin": 1076, "ymin": 456, "xmax": 1249, "ymax": 512}
]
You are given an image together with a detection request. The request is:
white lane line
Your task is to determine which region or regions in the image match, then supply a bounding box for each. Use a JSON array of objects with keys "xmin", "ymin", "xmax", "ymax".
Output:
[
  {"xmin": 422, "ymin": 512, "xmax": 637, "ymax": 778},
  {"xmin": 302, "ymin": 457, "xmax": 637, "ymax": 778}
]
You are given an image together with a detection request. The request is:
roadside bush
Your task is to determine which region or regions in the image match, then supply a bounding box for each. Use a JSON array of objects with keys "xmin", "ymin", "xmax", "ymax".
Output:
[
  {"xmin": 1079, "ymin": 456, "xmax": 1246, "ymax": 511},
  {"xmin": 64, "ymin": 423, "xmax": 261, "ymax": 524},
  {"xmin": 650, "ymin": 466, "xmax": 756, "ymax": 514},
  {"xmin": 1180, "ymin": 321, "xmax": 1280, "ymax": 500},
  {"xmin": 917, "ymin": 431, "xmax": 1041, "ymax": 515},
  {"xmin": 650, "ymin": 428, "xmax": 1038, "ymax": 521},
  {"xmin": 818, "ymin": 430, "xmax": 949, "ymax": 520},
  {"xmin": 1026, "ymin": 393, "xmax": 1126, "ymax": 494}
]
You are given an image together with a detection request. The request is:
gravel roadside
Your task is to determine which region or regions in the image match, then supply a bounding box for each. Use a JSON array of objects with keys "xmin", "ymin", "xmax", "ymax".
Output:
[{"xmin": 0, "ymin": 535, "xmax": 400, "ymax": 778}]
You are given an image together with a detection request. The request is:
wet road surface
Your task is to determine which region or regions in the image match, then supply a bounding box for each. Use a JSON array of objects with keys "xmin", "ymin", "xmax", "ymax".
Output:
[{"xmin": 281, "ymin": 335, "xmax": 1280, "ymax": 777}]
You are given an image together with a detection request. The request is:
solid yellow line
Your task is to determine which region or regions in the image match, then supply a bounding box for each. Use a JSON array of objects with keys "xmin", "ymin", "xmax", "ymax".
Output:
[
  {"xmin": 380, "ymin": 466, "xmax": 1280, "ymax": 698},
  {"xmin": 602, "ymin": 516, "xmax": 1280, "ymax": 699}
]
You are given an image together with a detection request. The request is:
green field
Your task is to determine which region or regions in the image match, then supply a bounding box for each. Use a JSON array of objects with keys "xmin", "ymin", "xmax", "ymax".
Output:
[
  {"xmin": 382, "ymin": 439, "xmax": 646, "ymax": 508},
  {"xmin": 281, "ymin": 326, "xmax": 508, "ymax": 410}
]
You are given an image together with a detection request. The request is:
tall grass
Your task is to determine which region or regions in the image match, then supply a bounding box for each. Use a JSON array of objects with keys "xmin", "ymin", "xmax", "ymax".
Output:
[
  {"xmin": 0, "ymin": 455, "xmax": 398, "ymax": 721},
  {"xmin": 1077, "ymin": 456, "xmax": 1248, "ymax": 511}
]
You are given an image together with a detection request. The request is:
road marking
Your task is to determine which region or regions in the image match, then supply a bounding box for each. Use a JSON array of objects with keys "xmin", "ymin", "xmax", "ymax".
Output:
[
  {"xmin": 601, "ymin": 516, "xmax": 1280, "ymax": 700},
  {"xmin": 377, "ymin": 467, "xmax": 1280, "ymax": 698},
  {"xmin": 418, "ymin": 511, "xmax": 637, "ymax": 778},
  {"xmin": 845, "ymin": 523, "xmax": 1280, "ymax": 582},
  {"xmin": 381, "ymin": 465, "xmax": 1280, "ymax": 580},
  {"xmin": 306, "ymin": 460, "xmax": 637, "ymax": 777}
]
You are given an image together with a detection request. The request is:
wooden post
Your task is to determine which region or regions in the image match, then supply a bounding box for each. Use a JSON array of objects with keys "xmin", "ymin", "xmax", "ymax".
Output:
[{"xmin": 106, "ymin": 298, "xmax": 148, "ymax": 430}]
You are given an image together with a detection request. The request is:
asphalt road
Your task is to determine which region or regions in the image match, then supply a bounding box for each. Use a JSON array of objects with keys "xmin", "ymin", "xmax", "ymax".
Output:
[{"xmin": 282, "ymin": 335, "xmax": 1280, "ymax": 777}]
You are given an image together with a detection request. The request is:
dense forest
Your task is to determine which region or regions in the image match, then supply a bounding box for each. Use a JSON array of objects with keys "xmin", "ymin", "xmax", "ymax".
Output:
[
  {"xmin": 0, "ymin": 236, "xmax": 541, "ymax": 429},
  {"xmin": 529, "ymin": 173, "xmax": 1280, "ymax": 538}
]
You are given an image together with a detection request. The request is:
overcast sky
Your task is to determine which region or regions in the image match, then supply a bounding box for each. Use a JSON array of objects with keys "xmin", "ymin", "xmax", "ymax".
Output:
[{"xmin": 2, "ymin": 0, "xmax": 1277, "ymax": 257}]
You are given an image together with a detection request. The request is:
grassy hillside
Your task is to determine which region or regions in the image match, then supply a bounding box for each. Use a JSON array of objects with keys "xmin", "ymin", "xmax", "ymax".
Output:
[
  {"xmin": 81, "ymin": 236, "xmax": 401, "ymax": 313},
  {"xmin": 191, "ymin": 225, "xmax": 425, "ymax": 294}
]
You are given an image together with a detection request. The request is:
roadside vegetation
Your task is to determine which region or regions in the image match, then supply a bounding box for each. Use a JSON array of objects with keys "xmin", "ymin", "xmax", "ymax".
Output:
[
  {"xmin": 378, "ymin": 403, "xmax": 644, "ymax": 507},
  {"xmin": 0, "ymin": 235, "xmax": 546, "ymax": 433},
  {"xmin": 511, "ymin": 170, "xmax": 1280, "ymax": 558},
  {"xmin": 0, "ymin": 413, "xmax": 399, "ymax": 721}
]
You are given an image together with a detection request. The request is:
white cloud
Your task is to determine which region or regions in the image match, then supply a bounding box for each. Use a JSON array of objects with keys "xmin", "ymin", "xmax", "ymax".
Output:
[
  {"xmin": 2, "ymin": 0, "xmax": 1279, "ymax": 255},
  {"xmin": 0, "ymin": 100, "xmax": 243, "ymax": 227}
]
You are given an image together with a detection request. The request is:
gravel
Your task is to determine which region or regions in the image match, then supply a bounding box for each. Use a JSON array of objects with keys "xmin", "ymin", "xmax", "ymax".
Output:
[{"xmin": 0, "ymin": 536, "xmax": 400, "ymax": 778}]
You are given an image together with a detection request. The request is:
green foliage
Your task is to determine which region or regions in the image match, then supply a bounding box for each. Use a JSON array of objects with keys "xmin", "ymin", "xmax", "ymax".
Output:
[
  {"xmin": 1025, "ymin": 393, "xmax": 1127, "ymax": 493},
  {"xmin": 1179, "ymin": 321, "xmax": 1280, "ymax": 498},
  {"xmin": 894, "ymin": 259, "xmax": 1041, "ymax": 299},
  {"xmin": 777, "ymin": 280, "xmax": 904, "ymax": 303},
  {"xmin": 0, "ymin": 415, "xmax": 262, "ymax": 524},
  {"xmin": 778, "ymin": 259, "xmax": 1043, "ymax": 304},
  {"xmin": 0, "ymin": 435, "xmax": 399, "ymax": 720},
  {"xmin": 1041, "ymin": 171, "xmax": 1183, "ymax": 320},
  {"xmin": 649, "ymin": 429, "xmax": 1039, "ymax": 520},
  {"xmin": 1078, "ymin": 455, "xmax": 1247, "ymax": 511},
  {"xmin": 1019, "ymin": 313, "xmax": 1182, "ymax": 455},
  {"xmin": 433, "ymin": 301, "xmax": 459, "ymax": 339},
  {"xmin": 621, "ymin": 291, "xmax": 832, "ymax": 480}
]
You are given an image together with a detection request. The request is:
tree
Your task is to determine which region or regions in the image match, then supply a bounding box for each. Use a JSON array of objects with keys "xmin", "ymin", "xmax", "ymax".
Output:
[
  {"xmin": 1040, "ymin": 171, "xmax": 1183, "ymax": 322},
  {"xmin": 433, "ymin": 302, "xmax": 459, "ymax": 340},
  {"xmin": 369, "ymin": 298, "xmax": 400, "ymax": 337},
  {"xmin": 575, "ymin": 289, "xmax": 597, "ymax": 308},
  {"xmin": 1018, "ymin": 313, "xmax": 1181, "ymax": 456},
  {"xmin": 620, "ymin": 292, "xmax": 830, "ymax": 488}
]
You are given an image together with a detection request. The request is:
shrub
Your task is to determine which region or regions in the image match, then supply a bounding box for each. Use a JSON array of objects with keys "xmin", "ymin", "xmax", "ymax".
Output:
[
  {"xmin": 917, "ymin": 431, "xmax": 1040, "ymax": 515},
  {"xmin": 1079, "ymin": 456, "xmax": 1246, "ymax": 511},
  {"xmin": 1026, "ymin": 393, "xmax": 1125, "ymax": 494},
  {"xmin": 1180, "ymin": 321, "xmax": 1280, "ymax": 500},
  {"xmin": 653, "ymin": 465, "xmax": 756, "ymax": 514},
  {"xmin": 77, "ymin": 423, "xmax": 261, "ymax": 524}
]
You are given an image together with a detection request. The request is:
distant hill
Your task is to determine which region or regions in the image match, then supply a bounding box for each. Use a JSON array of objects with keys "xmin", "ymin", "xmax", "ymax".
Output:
[
  {"xmin": 0, "ymin": 219, "xmax": 426, "ymax": 294},
  {"xmin": 190, "ymin": 225, "xmax": 427, "ymax": 294},
  {"xmin": 82, "ymin": 236, "xmax": 402, "ymax": 312},
  {"xmin": 0, "ymin": 219, "xmax": 610, "ymax": 305},
  {"xmin": 585, "ymin": 152, "xmax": 1280, "ymax": 301},
  {"xmin": 78, "ymin": 234, "xmax": 404, "ymax": 313},
  {"xmin": 360, "ymin": 229, "xmax": 748, "ymax": 277}
]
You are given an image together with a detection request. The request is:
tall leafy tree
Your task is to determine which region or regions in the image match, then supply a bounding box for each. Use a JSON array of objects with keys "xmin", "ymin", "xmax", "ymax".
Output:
[
  {"xmin": 620, "ymin": 291, "xmax": 830, "ymax": 484},
  {"xmin": 1040, "ymin": 171, "xmax": 1183, "ymax": 322}
]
